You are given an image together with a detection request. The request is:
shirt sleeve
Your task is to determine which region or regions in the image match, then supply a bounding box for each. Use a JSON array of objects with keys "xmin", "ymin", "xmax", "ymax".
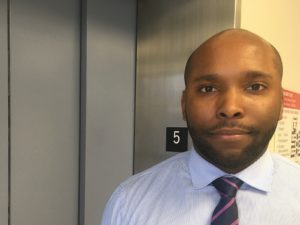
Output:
[{"xmin": 100, "ymin": 185, "xmax": 128, "ymax": 225}]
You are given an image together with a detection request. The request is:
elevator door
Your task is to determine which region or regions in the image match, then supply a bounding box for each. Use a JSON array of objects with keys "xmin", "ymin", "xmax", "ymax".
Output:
[
  {"xmin": 134, "ymin": 0, "xmax": 241, "ymax": 173},
  {"xmin": 2, "ymin": 0, "xmax": 80, "ymax": 224},
  {"xmin": 0, "ymin": 0, "xmax": 9, "ymax": 223}
]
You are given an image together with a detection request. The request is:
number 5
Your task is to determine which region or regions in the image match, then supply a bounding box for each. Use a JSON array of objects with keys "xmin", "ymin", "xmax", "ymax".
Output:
[{"xmin": 173, "ymin": 131, "xmax": 180, "ymax": 144}]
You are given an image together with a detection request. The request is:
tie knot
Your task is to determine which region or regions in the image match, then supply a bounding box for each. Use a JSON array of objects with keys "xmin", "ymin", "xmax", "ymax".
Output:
[{"xmin": 212, "ymin": 176, "xmax": 243, "ymax": 198}]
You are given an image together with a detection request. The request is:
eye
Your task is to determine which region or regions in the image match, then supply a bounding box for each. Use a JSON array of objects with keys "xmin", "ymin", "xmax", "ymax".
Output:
[
  {"xmin": 199, "ymin": 85, "xmax": 217, "ymax": 93},
  {"xmin": 246, "ymin": 83, "xmax": 266, "ymax": 91}
]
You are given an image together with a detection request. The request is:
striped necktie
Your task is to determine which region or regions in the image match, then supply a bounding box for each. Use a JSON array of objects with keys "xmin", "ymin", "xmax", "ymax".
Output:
[{"xmin": 211, "ymin": 176, "xmax": 243, "ymax": 225}]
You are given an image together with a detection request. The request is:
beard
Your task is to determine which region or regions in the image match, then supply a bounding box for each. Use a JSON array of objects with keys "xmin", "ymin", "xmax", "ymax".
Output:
[{"xmin": 187, "ymin": 119, "xmax": 278, "ymax": 173}]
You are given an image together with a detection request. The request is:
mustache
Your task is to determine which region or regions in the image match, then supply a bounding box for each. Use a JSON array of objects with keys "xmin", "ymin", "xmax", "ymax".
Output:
[{"xmin": 207, "ymin": 121, "xmax": 258, "ymax": 134}]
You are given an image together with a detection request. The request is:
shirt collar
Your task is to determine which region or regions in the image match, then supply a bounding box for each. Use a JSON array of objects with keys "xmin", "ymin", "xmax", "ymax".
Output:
[
  {"xmin": 235, "ymin": 150, "xmax": 274, "ymax": 192},
  {"xmin": 188, "ymin": 147, "xmax": 274, "ymax": 192},
  {"xmin": 189, "ymin": 147, "xmax": 226, "ymax": 189}
]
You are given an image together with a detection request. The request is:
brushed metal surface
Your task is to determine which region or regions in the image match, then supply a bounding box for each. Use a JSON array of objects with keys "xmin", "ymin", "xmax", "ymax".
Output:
[
  {"xmin": 135, "ymin": 0, "xmax": 238, "ymax": 173},
  {"xmin": 0, "ymin": 0, "xmax": 9, "ymax": 223},
  {"xmin": 84, "ymin": 0, "xmax": 136, "ymax": 224},
  {"xmin": 10, "ymin": 0, "xmax": 80, "ymax": 224}
]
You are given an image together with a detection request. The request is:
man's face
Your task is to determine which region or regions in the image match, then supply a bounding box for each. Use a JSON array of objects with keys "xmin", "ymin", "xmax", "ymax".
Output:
[{"xmin": 181, "ymin": 35, "xmax": 283, "ymax": 173}]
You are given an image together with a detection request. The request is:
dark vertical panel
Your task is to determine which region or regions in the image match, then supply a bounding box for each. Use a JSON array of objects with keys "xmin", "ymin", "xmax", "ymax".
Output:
[
  {"xmin": 9, "ymin": 0, "xmax": 80, "ymax": 224},
  {"xmin": 79, "ymin": 0, "xmax": 87, "ymax": 224}
]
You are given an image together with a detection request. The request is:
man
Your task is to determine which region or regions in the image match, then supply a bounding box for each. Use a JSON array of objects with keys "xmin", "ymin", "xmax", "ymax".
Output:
[{"xmin": 101, "ymin": 29, "xmax": 300, "ymax": 225}]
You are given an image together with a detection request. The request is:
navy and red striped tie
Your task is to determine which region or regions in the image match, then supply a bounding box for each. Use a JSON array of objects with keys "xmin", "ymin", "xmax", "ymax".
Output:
[{"xmin": 211, "ymin": 176, "xmax": 243, "ymax": 225}]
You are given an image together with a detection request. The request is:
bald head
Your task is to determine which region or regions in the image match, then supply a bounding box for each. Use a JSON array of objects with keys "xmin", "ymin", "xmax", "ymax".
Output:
[{"xmin": 184, "ymin": 29, "xmax": 283, "ymax": 85}]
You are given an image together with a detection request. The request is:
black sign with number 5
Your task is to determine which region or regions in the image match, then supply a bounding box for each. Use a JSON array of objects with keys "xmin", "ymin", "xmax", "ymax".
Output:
[{"xmin": 166, "ymin": 127, "xmax": 188, "ymax": 152}]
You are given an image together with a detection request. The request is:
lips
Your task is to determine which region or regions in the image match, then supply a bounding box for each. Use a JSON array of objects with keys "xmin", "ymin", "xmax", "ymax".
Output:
[
  {"xmin": 209, "ymin": 128, "xmax": 251, "ymax": 135},
  {"xmin": 208, "ymin": 128, "xmax": 252, "ymax": 142}
]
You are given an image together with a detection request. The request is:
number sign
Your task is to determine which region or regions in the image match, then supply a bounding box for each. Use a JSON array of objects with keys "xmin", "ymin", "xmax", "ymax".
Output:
[{"xmin": 166, "ymin": 127, "xmax": 188, "ymax": 152}]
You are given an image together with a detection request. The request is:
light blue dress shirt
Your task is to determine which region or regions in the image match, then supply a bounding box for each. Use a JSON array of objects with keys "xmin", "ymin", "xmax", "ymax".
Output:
[{"xmin": 101, "ymin": 148, "xmax": 300, "ymax": 225}]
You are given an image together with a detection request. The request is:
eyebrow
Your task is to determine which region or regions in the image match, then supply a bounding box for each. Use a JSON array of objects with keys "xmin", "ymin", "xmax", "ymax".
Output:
[
  {"xmin": 244, "ymin": 70, "xmax": 273, "ymax": 79},
  {"xmin": 192, "ymin": 70, "xmax": 273, "ymax": 83},
  {"xmin": 192, "ymin": 74, "xmax": 219, "ymax": 83}
]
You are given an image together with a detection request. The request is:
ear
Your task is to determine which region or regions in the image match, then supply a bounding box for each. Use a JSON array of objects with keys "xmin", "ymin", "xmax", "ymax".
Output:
[{"xmin": 181, "ymin": 90, "xmax": 187, "ymax": 121}]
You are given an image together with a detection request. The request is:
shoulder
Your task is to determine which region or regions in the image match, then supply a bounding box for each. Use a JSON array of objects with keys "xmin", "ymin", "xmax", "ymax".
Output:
[
  {"xmin": 272, "ymin": 153, "xmax": 300, "ymax": 186},
  {"xmin": 272, "ymin": 153, "xmax": 300, "ymax": 173},
  {"xmin": 101, "ymin": 151, "xmax": 191, "ymax": 224},
  {"xmin": 121, "ymin": 150, "xmax": 190, "ymax": 192}
]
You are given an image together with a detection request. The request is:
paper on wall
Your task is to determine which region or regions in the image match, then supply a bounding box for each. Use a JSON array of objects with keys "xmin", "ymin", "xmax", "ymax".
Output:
[{"xmin": 274, "ymin": 89, "xmax": 300, "ymax": 164}]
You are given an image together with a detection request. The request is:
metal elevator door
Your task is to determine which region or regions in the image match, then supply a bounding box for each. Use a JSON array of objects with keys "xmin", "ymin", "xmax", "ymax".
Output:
[
  {"xmin": 1, "ymin": 0, "xmax": 80, "ymax": 224},
  {"xmin": 134, "ymin": 0, "xmax": 241, "ymax": 173}
]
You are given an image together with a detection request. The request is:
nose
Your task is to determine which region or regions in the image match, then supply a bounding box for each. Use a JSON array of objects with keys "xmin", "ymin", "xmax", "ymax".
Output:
[{"xmin": 216, "ymin": 89, "xmax": 244, "ymax": 120}]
